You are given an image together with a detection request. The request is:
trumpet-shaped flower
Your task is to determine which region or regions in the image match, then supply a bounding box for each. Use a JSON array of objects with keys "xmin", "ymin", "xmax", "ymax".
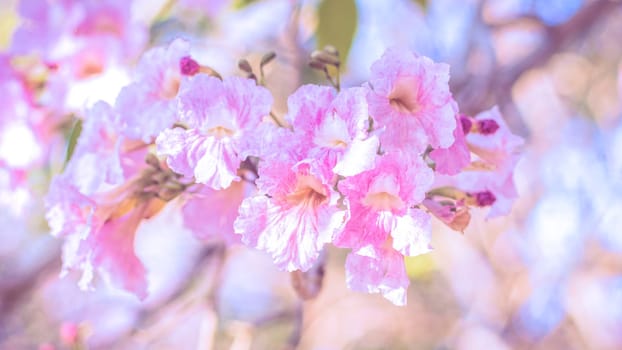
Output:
[
  {"xmin": 367, "ymin": 47, "xmax": 457, "ymax": 155},
  {"xmin": 182, "ymin": 180, "xmax": 252, "ymax": 244},
  {"xmin": 234, "ymin": 127, "xmax": 347, "ymax": 271},
  {"xmin": 156, "ymin": 74, "xmax": 272, "ymax": 189},
  {"xmin": 116, "ymin": 39, "xmax": 194, "ymax": 141},
  {"xmin": 429, "ymin": 109, "xmax": 471, "ymax": 175},
  {"xmin": 335, "ymin": 154, "xmax": 433, "ymax": 304},
  {"xmin": 286, "ymin": 85, "xmax": 379, "ymax": 179}
]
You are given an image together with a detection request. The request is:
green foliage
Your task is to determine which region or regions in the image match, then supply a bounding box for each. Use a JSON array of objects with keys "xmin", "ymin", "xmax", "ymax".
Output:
[
  {"xmin": 316, "ymin": 0, "xmax": 357, "ymax": 68},
  {"xmin": 233, "ymin": 0, "xmax": 259, "ymax": 9},
  {"xmin": 64, "ymin": 118, "xmax": 82, "ymax": 169}
]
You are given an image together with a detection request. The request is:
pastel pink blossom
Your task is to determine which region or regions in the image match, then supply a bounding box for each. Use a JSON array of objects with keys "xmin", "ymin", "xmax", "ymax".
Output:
[
  {"xmin": 453, "ymin": 165, "xmax": 519, "ymax": 218},
  {"xmin": 46, "ymin": 177, "xmax": 96, "ymax": 239},
  {"xmin": 11, "ymin": 0, "xmax": 146, "ymax": 74},
  {"xmin": 429, "ymin": 108, "xmax": 471, "ymax": 175},
  {"xmin": 46, "ymin": 178, "xmax": 152, "ymax": 299},
  {"xmin": 63, "ymin": 102, "xmax": 126, "ymax": 193},
  {"xmin": 116, "ymin": 39, "xmax": 194, "ymax": 142},
  {"xmin": 286, "ymin": 85, "xmax": 379, "ymax": 179},
  {"xmin": 234, "ymin": 129, "xmax": 347, "ymax": 271},
  {"xmin": 345, "ymin": 245, "xmax": 411, "ymax": 306},
  {"xmin": 334, "ymin": 154, "xmax": 433, "ymax": 304},
  {"xmin": 46, "ymin": 100, "xmax": 158, "ymax": 298},
  {"xmin": 466, "ymin": 106, "xmax": 524, "ymax": 169},
  {"xmin": 367, "ymin": 47, "xmax": 457, "ymax": 154},
  {"xmin": 182, "ymin": 180, "xmax": 252, "ymax": 244},
  {"xmin": 156, "ymin": 74, "xmax": 272, "ymax": 189},
  {"xmin": 335, "ymin": 154, "xmax": 433, "ymax": 252},
  {"xmin": 458, "ymin": 107, "xmax": 523, "ymax": 218},
  {"xmin": 432, "ymin": 106, "xmax": 523, "ymax": 218},
  {"xmin": 84, "ymin": 198, "xmax": 151, "ymax": 299}
]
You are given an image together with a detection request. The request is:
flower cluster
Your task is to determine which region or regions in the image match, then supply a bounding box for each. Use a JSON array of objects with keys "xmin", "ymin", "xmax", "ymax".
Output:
[{"xmin": 44, "ymin": 40, "xmax": 522, "ymax": 305}]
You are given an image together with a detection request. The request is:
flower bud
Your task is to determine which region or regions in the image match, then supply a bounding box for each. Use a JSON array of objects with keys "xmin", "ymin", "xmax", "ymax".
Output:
[
  {"xmin": 238, "ymin": 59, "xmax": 253, "ymax": 73},
  {"xmin": 323, "ymin": 45, "xmax": 339, "ymax": 56},
  {"xmin": 474, "ymin": 190, "xmax": 496, "ymax": 207},
  {"xmin": 60, "ymin": 322, "xmax": 79, "ymax": 345},
  {"xmin": 179, "ymin": 56, "xmax": 200, "ymax": 76},
  {"xmin": 459, "ymin": 114, "xmax": 473, "ymax": 134},
  {"xmin": 477, "ymin": 119, "xmax": 499, "ymax": 135},
  {"xmin": 310, "ymin": 50, "xmax": 340, "ymax": 66},
  {"xmin": 260, "ymin": 52, "xmax": 276, "ymax": 67},
  {"xmin": 145, "ymin": 153, "xmax": 160, "ymax": 169},
  {"xmin": 309, "ymin": 60, "xmax": 327, "ymax": 70}
]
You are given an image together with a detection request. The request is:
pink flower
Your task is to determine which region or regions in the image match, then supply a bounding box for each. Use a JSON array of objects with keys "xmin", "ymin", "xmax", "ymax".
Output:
[
  {"xmin": 116, "ymin": 39, "xmax": 194, "ymax": 142},
  {"xmin": 11, "ymin": 0, "xmax": 146, "ymax": 75},
  {"xmin": 46, "ymin": 177, "xmax": 96, "ymax": 239},
  {"xmin": 431, "ymin": 106, "xmax": 523, "ymax": 219},
  {"xmin": 63, "ymin": 102, "xmax": 127, "ymax": 193},
  {"xmin": 335, "ymin": 154, "xmax": 433, "ymax": 304},
  {"xmin": 465, "ymin": 106, "xmax": 523, "ymax": 169},
  {"xmin": 345, "ymin": 245, "xmax": 411, "ymax": 306},
  {"xmin": 60, "ymin": 322, "xmax": 79, "ymax": 345},
  {"xmin": 429, "ymin": 109, "xmax": 471, "ymax": 176},
  {"xmin": 46, "ymin": 102, "xmax": 179, "ymax": 299},
  {"xmin": 457, "ymin": 107, "xmax": 523, "ymax": 218},
  {"xmin": 367, "ymin": 47, "xmax": 457, "ymax": 154},
  {"xmin": 182, "ymin": 181, "xmax": 252, "ymax": 244},
  {"xmin": 46, "ymin": 178, "xmax": 153, "ymax": 299},
  {"xmin": 286, "ymin": 85, "xmax": 379, "ymax": 178},
  {"xmin": 234, "ymin": 129, "xmax": 347, "ymax": 271},
  {"xmin": 335, "ymin": 154, "xmax": 432, "ymax": 251},
  {"xmin": 83, "ymin": 197, "xmax": 153, "ymax": 299},
  {"xmin": 156, "ymin": 74, "xmax": 272, "ymax": 189}
]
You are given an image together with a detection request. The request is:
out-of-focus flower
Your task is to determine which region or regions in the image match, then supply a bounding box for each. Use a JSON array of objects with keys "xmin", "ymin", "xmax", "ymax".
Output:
[
  {"xmin": 47, "ymin": 177, "xmax": 151, "ymax": 299},
  {"xmin": 458, "ymin": 107, "xmax": 524, "ymax": 218},
  {"xmin": 430, "ymin": 111, "xmax": 471, "ymax": 176},
  {"xmin": 432, "ymin": 106, "xmax": 524, "ymax": 219},
  {"xmin": 116, "ymin": 39, "xmax": 195, "ymax": 142},
  {"xmin": 11, "ymin": 0, "xmax": 146, "ymax": 74},
  {"xmin": 45, "ymin": 101, "xmax": 191, "ymax": 299},
  {"xmin": 181, "ymin": 180, "xmax": 252, "ymax": 244}
]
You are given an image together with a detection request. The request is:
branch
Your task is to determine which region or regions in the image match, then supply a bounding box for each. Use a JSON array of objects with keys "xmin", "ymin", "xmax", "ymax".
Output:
[{"xmin": 453, "ymin": 0, "xmax": 621, "ymax": 135}]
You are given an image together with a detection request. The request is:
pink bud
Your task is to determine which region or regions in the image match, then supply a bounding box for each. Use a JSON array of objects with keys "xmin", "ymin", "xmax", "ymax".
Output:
[
  {"xmin": 179, "ymin": 56, "xmax": 200, "ymax": 76},
  {"xmin": 474, "ymin": 190, "xmax": 496, "ymax": 207},
  {"xmin": 477, "ymin": 119, "xmax": 499, "ymax": 135},
  {"xmin": 60, "ymin": 322, "xmax": 79, "ymax": 345},
  {"xmin": 459, "ymin": 114, "xmax": 472, "ymax": 134}
]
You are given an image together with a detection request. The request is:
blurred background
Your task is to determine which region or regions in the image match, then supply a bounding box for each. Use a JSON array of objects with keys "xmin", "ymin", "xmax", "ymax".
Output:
[{"xmin": 1, "ymin": 0, "xmax": 622, "ymax": 349}]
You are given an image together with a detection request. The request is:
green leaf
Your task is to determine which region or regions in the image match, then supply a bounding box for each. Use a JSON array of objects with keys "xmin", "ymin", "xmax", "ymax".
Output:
[
  {"xmin": 316, "ymin": 0, "xmax": 358, "ymax": 68},
  {"xmin": 64, "ymin": 119, "xmax": 82, "ymax": 168},
  {"xmin": 233, "ymin": 0, "xmax": 258, "ymax": 9}
]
